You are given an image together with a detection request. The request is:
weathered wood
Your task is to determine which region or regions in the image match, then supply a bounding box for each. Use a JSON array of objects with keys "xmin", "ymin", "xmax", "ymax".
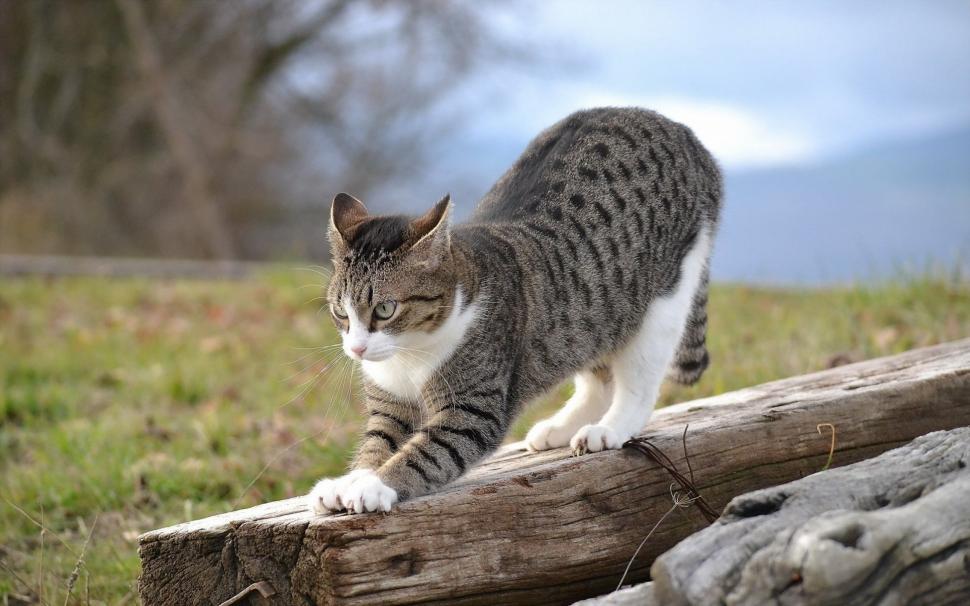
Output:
[
  {"xmin": 138, "ymin": 340, "xmax": 970, "ymax": 605},
  {"xmin": 579, "ymin": 428, "xmax": 970, "ymax": 606},
  {"xmin": 572, "ymin": 582, "xmax": 657, "ymax": 606}
]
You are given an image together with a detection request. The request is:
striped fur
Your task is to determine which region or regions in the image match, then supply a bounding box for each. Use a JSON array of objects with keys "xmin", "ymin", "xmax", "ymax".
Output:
[
  {"xmin": 669, "ymin": 265, "xmax": 711, "ymax": 385},
  {"xmin": 308, "ymin": 107, "xmax": 722, "ymax": 513}
]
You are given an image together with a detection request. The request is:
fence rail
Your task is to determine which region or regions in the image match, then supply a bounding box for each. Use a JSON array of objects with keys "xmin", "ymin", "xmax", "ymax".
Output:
[{"xmin": 0, "ymin": 254, "xmax": 280, "ymax": 280}]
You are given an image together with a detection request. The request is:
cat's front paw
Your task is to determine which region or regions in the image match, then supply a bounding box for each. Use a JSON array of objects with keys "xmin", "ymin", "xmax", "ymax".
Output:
[
  {"xmin": 307, "ymin": 469, "xmax": 373, "ymax": 515},
  {"xmin": 340, "ymin": 471, "xmax": 398, "ymax": 513},
  {"xmin": 525, "ymin": 419, "xmax": 573, "ymax": 451},
  {"xmin": 570, "ymin": 424, "xmax": 625, "ymax": 455}
]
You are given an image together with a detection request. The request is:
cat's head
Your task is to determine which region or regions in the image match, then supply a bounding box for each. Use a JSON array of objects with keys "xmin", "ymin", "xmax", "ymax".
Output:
[{"xmin": 326, "ymin": 193, "xmax": 458, "ymax": 362}]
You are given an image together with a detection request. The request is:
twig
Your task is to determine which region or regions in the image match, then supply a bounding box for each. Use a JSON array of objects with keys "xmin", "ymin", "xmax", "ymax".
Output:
[
  {"xmin": 64, "ymin": 514, "xmax": 99, "ymax": 606},
  {"xmin": 817, "ymin": 423, "xmax": 836, "ymax": 471},
  {"xmin": 615, "ymin": 484, "xmax": 698, "ymax": 591},
  {"xmin": 682, "ymin": 424, "xmax": 695, "ymax": 485}
]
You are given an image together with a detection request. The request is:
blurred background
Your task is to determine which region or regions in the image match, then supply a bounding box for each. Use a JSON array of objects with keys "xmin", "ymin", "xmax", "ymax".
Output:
[
  {"xmin": 2, "ymin": 2, "xmax": 969, "ymax": 602},
  {"xmin": 2, "ymin": 0, "xmax": 967, "ymax": 283}
]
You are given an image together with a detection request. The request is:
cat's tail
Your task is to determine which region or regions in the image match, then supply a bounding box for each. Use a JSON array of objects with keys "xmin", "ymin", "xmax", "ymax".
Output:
[{"xmin": 669, "ymin": 266, "xmax": 710, "ymax": 385}]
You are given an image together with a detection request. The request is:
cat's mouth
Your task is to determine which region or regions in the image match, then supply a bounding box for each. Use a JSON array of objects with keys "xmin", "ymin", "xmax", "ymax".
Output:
[{"xmin": 348, "ymin": 349, "xmax": 395, "ymax": 363}]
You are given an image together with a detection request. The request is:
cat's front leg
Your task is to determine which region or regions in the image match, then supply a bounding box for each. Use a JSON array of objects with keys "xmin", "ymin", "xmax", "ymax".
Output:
[
  {"xmin": 329, "ymin": 376, "xmax": 509, "ymax": 512},
  {"xmin": 307, "ymin": 385, "xmax": 415, "ymax": 514},
  {"xmin": 369, "ymin": 383, "xmax": 509, "ymax": 508}
]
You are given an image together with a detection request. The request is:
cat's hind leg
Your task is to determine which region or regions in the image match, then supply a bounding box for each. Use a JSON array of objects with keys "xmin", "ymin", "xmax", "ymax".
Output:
[
  {"xmin": 525, "ymin": 366, "xmax": 612, "ymax": 451},
  {"xmin": 668, "ymin": 264, "xmax": 711, "ymax": 385},
  {"xmin": 571, "ymin": 232, "xmax": 711, "ymax": 454}
]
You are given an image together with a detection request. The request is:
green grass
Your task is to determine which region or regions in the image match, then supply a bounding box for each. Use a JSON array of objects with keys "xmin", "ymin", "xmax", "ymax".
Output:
[{"xmin": 1, "ymin": 270, "xmax": 968, "ymax": 603}]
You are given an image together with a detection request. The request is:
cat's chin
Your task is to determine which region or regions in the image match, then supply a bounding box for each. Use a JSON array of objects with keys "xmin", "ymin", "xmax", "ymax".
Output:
[{"xmin": 357, "ymin": 351, "xmax": 395, "ymax": 363}]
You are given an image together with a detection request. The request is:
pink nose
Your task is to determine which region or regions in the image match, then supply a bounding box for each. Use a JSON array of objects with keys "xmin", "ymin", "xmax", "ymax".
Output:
[{"xmin": 351, "ymin": 345, "xmax": 367, "ymax": 358}]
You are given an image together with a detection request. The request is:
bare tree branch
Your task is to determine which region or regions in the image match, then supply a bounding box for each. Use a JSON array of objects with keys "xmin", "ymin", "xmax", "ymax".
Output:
[{"xmin": 115, "ymin": 0, "xmax": 235, "ymax": 258}]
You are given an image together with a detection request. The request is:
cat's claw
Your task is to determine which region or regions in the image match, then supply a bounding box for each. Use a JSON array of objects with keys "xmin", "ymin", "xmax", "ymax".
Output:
[
  {"xmin": 307, "ymin": 469, "xmax": 374, "ymax": 514},
  {"xmin": 570, "ymin": 424, "xmax": 624, "ymax": 455},
  {"xmin": 526, "ymin": 419, "xmax": 574, "ymax": 451},
  {"xmin": 340, "ymin": 472, "xmax": 398, "ymax": 513}
]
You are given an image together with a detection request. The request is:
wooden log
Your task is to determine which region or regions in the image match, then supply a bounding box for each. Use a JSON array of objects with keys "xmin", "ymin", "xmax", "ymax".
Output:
[
  {"xmin": 138, "ymin": 340, "xmax": 970, "ymax": 605},
  {"xmin": 577, "ymin": 427, "xmax": 970, "ymax": 606}
]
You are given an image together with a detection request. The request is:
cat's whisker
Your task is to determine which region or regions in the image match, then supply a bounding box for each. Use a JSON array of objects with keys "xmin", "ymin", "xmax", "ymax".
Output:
[
  {"xmin": 286, "ymin": 344, "xmax": 344, "ymax": 365},
  {"xmin": 281, "ymin": 351, "xmax": 344, "ymax": 384},
  {"xmin": 291, "ymin": 344, "xmax": 345, "ymax": 351},
  {"xmin": 283, "ymin": 345, "xmax": 345, "ymax": 373},
  {"xmin": 280, "ymin": 354, "xmax": 348, "ymax": 409},
  {"xmin": 240, "ymin": 355, "xmax": 352, "ymax": 506},
  {"xmin": 295, "ymin": 266, "xmax": 333, "ymax": 280},
  {"xmin": 322, "ymin": 357, "xmax": 354, "ymax": 417},
  {"xmin": 313, "ymin": 357, "xmax": 354, "ymax": 442}
]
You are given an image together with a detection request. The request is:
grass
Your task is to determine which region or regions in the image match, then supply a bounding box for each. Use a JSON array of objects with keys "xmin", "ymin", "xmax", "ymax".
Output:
[{"xmin": 1, "ymin": 269, "xmax": 968, "ymax": 603}]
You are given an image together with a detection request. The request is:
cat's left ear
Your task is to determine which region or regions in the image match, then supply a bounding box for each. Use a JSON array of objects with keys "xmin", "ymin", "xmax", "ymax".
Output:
[{"xmin": 408, "ymin": 194, "xmax": 452, "ymax": 265}]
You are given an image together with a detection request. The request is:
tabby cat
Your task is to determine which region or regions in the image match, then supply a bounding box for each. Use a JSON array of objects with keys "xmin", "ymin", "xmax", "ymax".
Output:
[{"xmin": 308, "ymin": 107, "xmax": 721, "ymax": 513}]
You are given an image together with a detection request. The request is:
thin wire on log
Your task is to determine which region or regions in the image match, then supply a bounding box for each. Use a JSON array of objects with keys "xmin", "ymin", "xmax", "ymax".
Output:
[
  {"xmin": 817, "ymin": 423, "xmax": 837, "ymax": 471},
  {"xmin": 623, "ymin": 425, "xmax": 719, "ymax": 523},
  {"xmin": 616, "ymin": 485, "xmax": 699, "ymax": 591},
  {"xmin": 682, "ymin": 424, "xmax": 696, "ymax": 485},
  {"xmin": 217, "ymin": 581, "xmax": 276, "ymax": 606}
]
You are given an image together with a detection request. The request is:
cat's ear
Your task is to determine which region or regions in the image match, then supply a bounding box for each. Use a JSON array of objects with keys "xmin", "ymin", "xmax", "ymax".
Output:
[
  {"xmin": 329, "ymin": 193, "xmax": 368, "ymax": 251},
  {"xmin": 408, "ymin": 194, "xmax": 452, "ymax": 265}
]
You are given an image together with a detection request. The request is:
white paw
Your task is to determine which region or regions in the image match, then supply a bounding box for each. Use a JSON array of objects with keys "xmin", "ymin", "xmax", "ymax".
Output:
[
  {"xmin": 525, "ymin": 419, "xmax": 574, "ymax": 451},
  {"xmin": 570, "ymin": 424, "xmax": 625, "ymax": 454},
  {"xmin": 307, "ymin": 469, "xmax": 372, "ymax": 515},
  {"xmin": 340, "ymin": 472, "xmax": 398, "ymax": 513}
]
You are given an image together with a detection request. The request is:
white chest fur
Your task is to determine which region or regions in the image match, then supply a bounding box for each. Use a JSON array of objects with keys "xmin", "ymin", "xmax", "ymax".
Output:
[{"xmin": 361, "ymin": 289, "xmax": 478, "ymax": 400}]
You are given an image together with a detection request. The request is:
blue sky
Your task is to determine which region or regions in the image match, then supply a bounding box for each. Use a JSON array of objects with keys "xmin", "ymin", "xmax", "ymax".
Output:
[{"xmin": 462, "ymin": 0, "xmax": 970, "ymax": 171}]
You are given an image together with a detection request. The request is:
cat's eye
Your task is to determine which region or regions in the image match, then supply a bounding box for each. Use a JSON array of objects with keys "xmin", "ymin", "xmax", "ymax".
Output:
[
  {"xmin": 331, "ymin": 303, "xmax": 348, "ymax": 320},
  {"xmin": 373, "ymin": 301, "xmax": 397, "ymax": 320}
]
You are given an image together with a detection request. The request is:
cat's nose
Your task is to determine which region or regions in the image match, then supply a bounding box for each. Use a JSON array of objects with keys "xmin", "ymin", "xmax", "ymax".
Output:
[{"xmin": 351, "ymin": 345, "xmax": 367, "ymax": 358}]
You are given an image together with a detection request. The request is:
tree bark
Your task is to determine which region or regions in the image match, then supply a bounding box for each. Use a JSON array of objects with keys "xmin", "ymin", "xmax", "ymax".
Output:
[{"xmin": 138, "ymin": 339, "xmax": 970, "ymax": 605}]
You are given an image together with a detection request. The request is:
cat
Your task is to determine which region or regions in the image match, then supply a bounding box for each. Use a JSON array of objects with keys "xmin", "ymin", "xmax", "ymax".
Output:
[{"xmin": 308, "ymin": 107, "xmax": 722, "ymax": 514}]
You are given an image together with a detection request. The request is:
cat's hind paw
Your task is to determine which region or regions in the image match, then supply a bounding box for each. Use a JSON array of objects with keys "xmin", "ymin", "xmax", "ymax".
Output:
[
  {"xmin": 525, "ymin": 419, "xmax": 574, "ymax": 451},
  {"xmin": 307, "ymin": 469, "xmax": 373, "ymax": 515},
  {"xmin": 570, "ymin": 424, "xmax": 624, "ymax": 455}
]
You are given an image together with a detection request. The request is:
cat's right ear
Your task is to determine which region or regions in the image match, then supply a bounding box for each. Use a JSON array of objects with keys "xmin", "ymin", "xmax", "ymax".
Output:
[{"xmin": 329, "ymin": 193, "xmax": 368, "ymax": 252}]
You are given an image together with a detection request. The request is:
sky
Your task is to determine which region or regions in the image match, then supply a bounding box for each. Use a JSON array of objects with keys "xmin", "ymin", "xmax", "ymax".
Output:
[
  {"xmin": 399, "ymin": 2, "xmax": 970, "ymax": 284},
  {"xmin": 460, "ymin": 0, "xmax": 970, "ymax": 172}
]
